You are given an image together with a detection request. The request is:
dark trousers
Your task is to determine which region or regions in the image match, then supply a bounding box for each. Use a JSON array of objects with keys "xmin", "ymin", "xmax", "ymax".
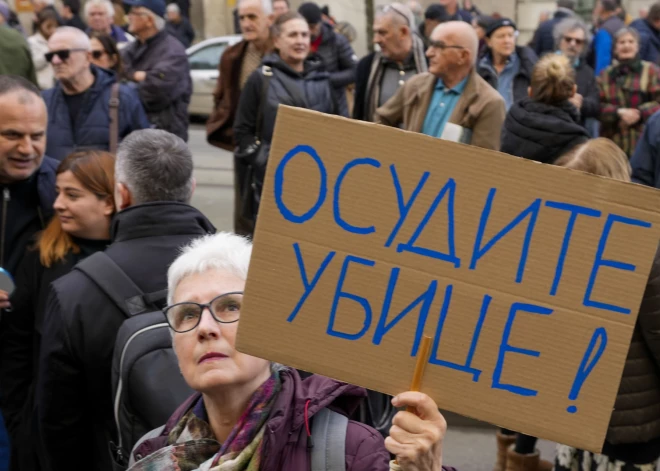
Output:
[{"xmin": 233, "ymin": 158, "xmax": 255, "ymax": 238}]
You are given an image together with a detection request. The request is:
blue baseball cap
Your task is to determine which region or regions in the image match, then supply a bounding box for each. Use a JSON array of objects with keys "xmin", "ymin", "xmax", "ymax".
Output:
[{"xmin": 124, "ymin": 0, "xmax": 166, "ymax": 18}]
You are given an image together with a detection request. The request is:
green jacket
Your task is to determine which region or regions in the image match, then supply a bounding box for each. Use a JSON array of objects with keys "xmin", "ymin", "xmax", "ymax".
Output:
[{"xmin": 0, "ymin": 26, "xmax": 38, "ymax": 86}]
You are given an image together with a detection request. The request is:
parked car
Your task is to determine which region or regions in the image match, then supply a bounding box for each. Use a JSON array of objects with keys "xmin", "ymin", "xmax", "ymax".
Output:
[{"xmin": 187, "ymin": 35, "xmax": 242, "ymax": 116}]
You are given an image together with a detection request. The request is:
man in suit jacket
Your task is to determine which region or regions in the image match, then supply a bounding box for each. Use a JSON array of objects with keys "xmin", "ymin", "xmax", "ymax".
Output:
[{"xmin": 375, "ymin": 21, "xmax": 506, "ymax": 151}]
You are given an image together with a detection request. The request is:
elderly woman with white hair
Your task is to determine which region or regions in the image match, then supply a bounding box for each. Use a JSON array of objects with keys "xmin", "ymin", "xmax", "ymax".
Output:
[{"xmin": 128, "ymin": 232, "xmax": 453, "ymax": 471}]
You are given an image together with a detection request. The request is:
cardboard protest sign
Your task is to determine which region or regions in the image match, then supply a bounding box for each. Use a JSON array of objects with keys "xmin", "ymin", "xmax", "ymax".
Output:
[{"xmin": 236, "ymin": 106, "xmax": 660, "ymax": 452}]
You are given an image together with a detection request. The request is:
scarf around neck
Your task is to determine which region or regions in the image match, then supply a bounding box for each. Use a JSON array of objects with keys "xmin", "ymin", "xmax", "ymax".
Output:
[{"xmin": 128, "ymin": 372, "xmax": 281, "ymax": 471}]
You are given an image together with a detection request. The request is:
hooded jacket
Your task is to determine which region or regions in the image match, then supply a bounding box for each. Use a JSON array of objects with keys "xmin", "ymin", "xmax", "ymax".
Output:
[
  {"xmin": 131, "ymin": 368, "xmax": 457, "ymax": 471},
  {"xmin": 234, "ymin": 53, "xmax": 343, "ymax": 167},
  {"xmin": 500, "ymin": 97, "xmax": 589, "ymax": 163},
  {"xmin": 36, "ymin": 203, "xmax": 215, "ymax": 471},
  {"xmin": 42, "ymin": 66, "xmax": 151, "ymax": 161}
]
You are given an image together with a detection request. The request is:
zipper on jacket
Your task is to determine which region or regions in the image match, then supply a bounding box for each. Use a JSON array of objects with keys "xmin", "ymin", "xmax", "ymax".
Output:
[{"xmin": 1, "ymin": 188, "xmax": 10, "ymax": 268}]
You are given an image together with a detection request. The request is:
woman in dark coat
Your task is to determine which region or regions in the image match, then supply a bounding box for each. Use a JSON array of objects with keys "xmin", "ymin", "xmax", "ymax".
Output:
[
  {"xmin": 233, "ymin": 11, "xmax": 345, "ymax": 227},
  {"xmin": 500, "ymin": 53, "xmax": 589, "ymax": 163},
  {"xmin": 127, "ymin": 232, "xmax": 451, "ymax": 471},
  {"xmin": 553, "ymin": 138, "xmax": 660, "ymax": 471},
  {"xmin": 0, "ymin": 150, "xmax": 115, "ymax": 471}
]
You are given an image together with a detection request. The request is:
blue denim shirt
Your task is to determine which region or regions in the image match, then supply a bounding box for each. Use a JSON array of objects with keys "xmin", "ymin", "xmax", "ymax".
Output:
[
  {"xmin": 479, "ymin": 52, "xmax": 520, "ymax": 110},
  {"xmin": 421, "ymin": 77, "xmax": 468, "ymax": 138}
]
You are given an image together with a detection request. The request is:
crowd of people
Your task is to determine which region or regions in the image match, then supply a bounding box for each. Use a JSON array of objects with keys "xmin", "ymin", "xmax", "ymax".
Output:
[{"xmin": 0, "ymin": 0, "xmax": 659, "ymax": 470}]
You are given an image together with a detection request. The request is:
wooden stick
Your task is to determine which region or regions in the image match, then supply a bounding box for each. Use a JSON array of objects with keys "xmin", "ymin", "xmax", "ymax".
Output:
[{"xmin": 394, "ymin": 335, "xmax": 433, "ymax": 466}]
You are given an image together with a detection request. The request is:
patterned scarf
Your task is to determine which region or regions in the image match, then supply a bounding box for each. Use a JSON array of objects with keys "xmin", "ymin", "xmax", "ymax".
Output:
[{"xmin": 129, "ymin": 372, "xmax": 281, "ymax": 471}]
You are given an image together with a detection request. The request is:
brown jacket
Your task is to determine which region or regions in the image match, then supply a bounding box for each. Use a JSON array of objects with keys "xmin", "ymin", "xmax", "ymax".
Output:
[
  {"xmin": 607, "ymin": 249, "xmax": 660, "ymax": 445},
  {"xmin": 206, "ymin": 40, "xmax": 250, "ymax": 150},
  {"xmin": 374, "ymin": 69, "xmax": 505, "ymax": 150}
]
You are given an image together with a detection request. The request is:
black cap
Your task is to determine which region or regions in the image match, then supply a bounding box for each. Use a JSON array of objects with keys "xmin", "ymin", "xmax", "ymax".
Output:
[
  {"xmin": 124, "ymin": 0, "xmax": 166, "ymax": 18},
  {"xmin": 425, "ymin": 3, "xmax": 448, "ymax": 21},
  {"xmin": 485, "ymin": 17, "xmax": 517, "ymax": 37},
  {"xmin": 298, "ymin": 2, "xmax": 323, "ymax": 24}
]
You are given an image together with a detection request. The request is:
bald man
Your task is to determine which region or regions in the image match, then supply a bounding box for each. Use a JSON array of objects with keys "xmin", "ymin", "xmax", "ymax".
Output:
[
  {"xmin": 43, "ymin": 26, "xmax": 150, "ymax": 160},
  {"xmin": 375, "ymin": 21, "xmax": 505, "ymax": 150},
  {"xmin": 354, "ymin": 3, "xmax": 428, "ymax": 122}
]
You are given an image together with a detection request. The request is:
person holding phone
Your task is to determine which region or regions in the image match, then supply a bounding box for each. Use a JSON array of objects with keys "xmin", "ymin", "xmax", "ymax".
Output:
[{"xmin": 0, "ymin": 150, "xmax": 116, "ymax": 471}]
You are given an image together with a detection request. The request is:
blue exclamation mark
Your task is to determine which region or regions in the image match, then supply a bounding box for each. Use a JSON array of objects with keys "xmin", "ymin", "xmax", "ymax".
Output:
[{"xmin": 567, "ymin": 327, "xmax": 608, "ymax": 414}]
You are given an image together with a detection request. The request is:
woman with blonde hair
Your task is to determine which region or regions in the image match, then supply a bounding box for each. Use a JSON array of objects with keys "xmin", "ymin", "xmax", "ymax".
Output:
[
  {"xmin": 554, "ymin": 138, "xmax": 660, "ymax": 471},
  {"xmin": 0, "ymin": 150, "xmax": 116, "ymax": 471},
  {"xmin": 500, "ymin": 53, "xmax": 589, "ymax": 163}
]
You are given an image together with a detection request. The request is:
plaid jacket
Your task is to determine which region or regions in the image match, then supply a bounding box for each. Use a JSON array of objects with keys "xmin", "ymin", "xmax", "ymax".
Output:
[{"xmin": 598, "ymin": 59, "xmax": 660, "ymax": 157}]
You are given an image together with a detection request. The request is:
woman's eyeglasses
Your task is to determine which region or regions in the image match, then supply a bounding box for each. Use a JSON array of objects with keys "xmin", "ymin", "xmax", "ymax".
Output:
[
  {"xmin": 163, "ymin": 292, "xmax": 244, "ymax": 333},
  {"xmin": 91, "ymin": 50, "xmax": 107, "ymax": 60},
  {"xmin": 44, "ymin": 48, "xmax": 88, "ymax": 63}
]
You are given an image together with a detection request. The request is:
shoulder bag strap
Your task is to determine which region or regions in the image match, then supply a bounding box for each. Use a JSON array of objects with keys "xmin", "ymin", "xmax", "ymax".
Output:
[
  {"xmin": 640, "ymin": 61, "xmax": 651, "ymax": 94},
  {"xmin": 311, "ymin": 408, "xmax": 348, "ymax": 471},
  {"xmin": 75, "ymin": 252, "xmax": 167, "ymax": 317},
  {"xmin": 109, "ymin": 83, "xmax": 120, "ymax": 154}
]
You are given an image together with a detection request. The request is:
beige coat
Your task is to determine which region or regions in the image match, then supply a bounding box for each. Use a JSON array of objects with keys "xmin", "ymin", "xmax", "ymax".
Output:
[{"xmin": 374, "ymin": 69, "xmax": 506, "ymax": 150}]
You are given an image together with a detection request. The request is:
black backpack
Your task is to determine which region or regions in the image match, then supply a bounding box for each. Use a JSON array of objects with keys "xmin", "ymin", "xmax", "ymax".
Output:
[{"xmin": 74, "ymin": 252, "xmax": 193, "ymax": 471}]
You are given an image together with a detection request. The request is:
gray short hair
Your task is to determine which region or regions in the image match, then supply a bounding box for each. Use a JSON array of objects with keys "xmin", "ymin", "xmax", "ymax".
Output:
[
  {"xmin": 239, "ymin": 0, "xmax": 273, "ymax": 15},
  {"xmin": 553, "ymin": 17, "xmax": 592, "ymax": 55},
  {"xmin": 84, "ymin": 0, "xmax": 114, "ymax": 19},
  {"xmin": 52, "ymin": 26, "xmax": 92, "ymax": 49},
  {"xmin": 115, "ymin": 129, "xmax": 194, "ymax": 205},
  {"xmin": 614, "ymin": 26, "xmax": 640, "ymax": 44},
  {"xmin": 167, "ymin": 3, "xmax": 180, "ymax": 14}
]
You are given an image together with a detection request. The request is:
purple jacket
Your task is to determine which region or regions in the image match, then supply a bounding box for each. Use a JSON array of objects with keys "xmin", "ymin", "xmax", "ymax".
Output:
[{"xmin": 133, "ymin": 369, "xmax": 455, "ymax": 470}]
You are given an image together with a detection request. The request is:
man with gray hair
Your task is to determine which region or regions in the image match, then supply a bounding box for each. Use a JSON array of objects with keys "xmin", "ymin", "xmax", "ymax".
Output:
[
  {"xmin": 554, "ymin": 17, "xmax": 600, "ymax": 131},
  {"xmin": 165, "ymin": 1, "xmax": 194, "ymax": 47},
  {"xmin": 43, "ymin": 26, "xmax": 150, "ymax": 160},
  {"xmin": 530, "ymin": 0, "xmax": 576, "ymax": 56},
  {"xmin": 122, "ymin": 0, "xmax": 192, "ymax": 141},
  {"xmin": 85, "ymin": 0, "xmax": 133, "ymax": 46},
  {"xmin": 36, "ymin": 129, "xmax": 215, "ymax": 471},
  {"xmin": 376, "ymin": 21, "xmax": 506, "ymax": 150},
  {"xmin": 354, "ymin": 3, "xmax": 428, "ymax": 122}
]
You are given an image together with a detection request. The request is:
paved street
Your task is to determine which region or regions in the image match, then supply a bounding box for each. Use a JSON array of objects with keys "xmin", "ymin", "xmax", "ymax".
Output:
[{"xmin": 188, "ymin": 122, "xmax": 558, "ymax": 471}]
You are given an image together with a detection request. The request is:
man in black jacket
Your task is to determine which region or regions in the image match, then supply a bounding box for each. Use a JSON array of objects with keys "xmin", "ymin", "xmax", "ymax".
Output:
[
  {"xmin": 59, "ymin": 0, "xmax": 86, "ymax": 30},
  {"xmin": 165, "ymin": 2, "xmax": 194, "ymax": 47},
  {"xmin": 0, "ymin": 75, "xmax": 56, "ymax": 471},
  {"xmin": 554, "ymin": 17, "xmax": 600, "ymax": 130},
  {"xmin": 122, "ymin": 0, "xmax": 192, "ymax": 141},
  {"xmin": 298, "ymin": 2, "xmax": 356, "ymax": 116},
  {"xmin": 36, "ymin": 129, "xmax": 215, "ymax": 471}
]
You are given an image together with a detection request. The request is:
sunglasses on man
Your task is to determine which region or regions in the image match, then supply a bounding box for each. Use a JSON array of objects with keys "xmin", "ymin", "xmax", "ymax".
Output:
[
  {"xmin": 44, "ymin": 48, "xmax": 88, "ymax": 63},
  {"xmin": 562, "ymin": 36, "xmax": 585, "ymax": 46}
]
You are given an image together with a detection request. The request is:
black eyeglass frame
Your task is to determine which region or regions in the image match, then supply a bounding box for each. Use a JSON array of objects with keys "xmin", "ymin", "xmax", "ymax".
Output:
[
  {"xmin": 44, "ymin": 48, "xmax": 89, "ymax": 63},
  {"xmin": 427, "ymin": 40, "xmax": 466, "ymax": 51},
  {"xmin": 163, "ymin": 291, "xmax": 244, "ymax": 333}
]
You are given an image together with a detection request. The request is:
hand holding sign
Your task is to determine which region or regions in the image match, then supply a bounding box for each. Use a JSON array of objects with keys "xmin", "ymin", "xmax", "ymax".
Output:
[{"xmin": 386, "ymin": 393, "xmax": 447, "ymax": 471}]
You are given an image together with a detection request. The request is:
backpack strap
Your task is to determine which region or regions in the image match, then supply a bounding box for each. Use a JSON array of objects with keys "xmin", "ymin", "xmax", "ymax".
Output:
[
  {"xmin": 109, "ymin": 82, "xmax": 120, "ymax": 154},
  {"xmin": 311, "ymin": 408, "xmax": 348, "ymax": 471},
  {"xmin": 75, "ymin": 252, "xmax": 167, "ymax": 318}
]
